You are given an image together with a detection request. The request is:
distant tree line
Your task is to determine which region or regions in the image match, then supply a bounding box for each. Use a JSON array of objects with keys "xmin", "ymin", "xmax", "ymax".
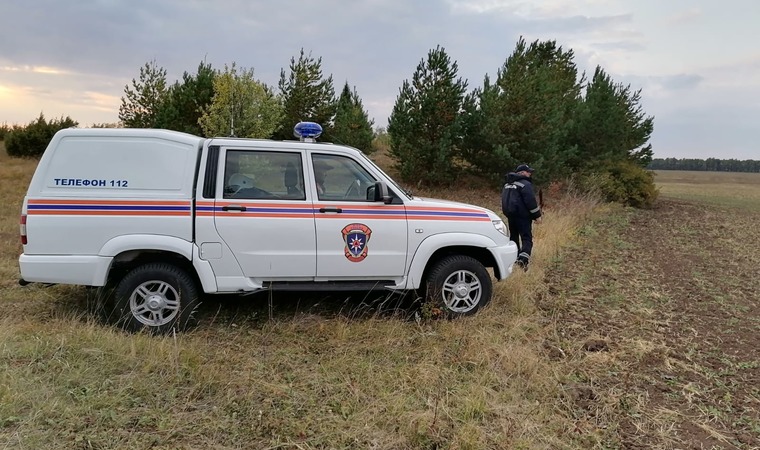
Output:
[
  {"xmin": 648, "ymin": 158, "xmax": 760, "ymax": 173},
  {"xmin": 5, "ymin": 37, "xmax": 659, "ymax": 207}
]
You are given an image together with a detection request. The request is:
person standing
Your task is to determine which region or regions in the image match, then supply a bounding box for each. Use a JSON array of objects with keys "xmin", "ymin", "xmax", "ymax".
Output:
[{"xmin": 501, "ymin": 164, "xmax": 542, "ymax": 270}]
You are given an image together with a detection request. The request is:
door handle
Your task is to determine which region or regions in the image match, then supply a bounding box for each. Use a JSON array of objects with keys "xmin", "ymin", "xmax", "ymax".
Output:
[
  {"xmin": 222, "ymin": 205, "xmax": 247, "ymax": 211},
  {"xmin": 319, "ymin": 207, "xmax": 343, "ymax": 213}
]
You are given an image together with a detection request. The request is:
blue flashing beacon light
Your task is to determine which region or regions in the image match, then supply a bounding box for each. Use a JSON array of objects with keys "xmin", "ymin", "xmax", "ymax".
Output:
[{"xmin": 294, "ymin": 122, "xmax": 323, "ymax": 142}]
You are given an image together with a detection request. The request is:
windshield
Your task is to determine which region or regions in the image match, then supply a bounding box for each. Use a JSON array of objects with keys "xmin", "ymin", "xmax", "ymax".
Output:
[{"xmin": 359, "ymin": 153, "xmax": 414, "ymax": 200}]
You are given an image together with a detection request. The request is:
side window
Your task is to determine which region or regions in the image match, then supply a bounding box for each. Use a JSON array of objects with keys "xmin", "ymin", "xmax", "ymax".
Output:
[
  {"xmin": 312, "ymin": 154, "xmax": 377, "ymax": 201},
  {"xmin": 224, "ymin": 150, "xmax": 305, "ymax": 200}
]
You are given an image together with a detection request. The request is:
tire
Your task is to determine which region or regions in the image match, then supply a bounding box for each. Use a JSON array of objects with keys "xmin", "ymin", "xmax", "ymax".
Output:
[
  {"xmin": 424, "ymin": 255, "xmax": 493, "ymax": 318},
  {"xmin": 112, "ymin": 263, "xmax": 200, "ymax": 334}
]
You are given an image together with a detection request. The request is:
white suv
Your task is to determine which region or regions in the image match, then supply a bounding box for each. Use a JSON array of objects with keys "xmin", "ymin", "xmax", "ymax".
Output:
[{"xmin": 19, "ymin": 123, "xmax": 518, "ymax": 332}]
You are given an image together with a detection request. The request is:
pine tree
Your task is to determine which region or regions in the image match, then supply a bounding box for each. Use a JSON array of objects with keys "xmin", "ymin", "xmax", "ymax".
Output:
[
  {"xmin": 387, "ymin": 46, "xmax": 468, "ymax": 185},
  {"xmin": 462, "ymin": 38, "xmax": 582, "ymax": 183},
  {"xmin": 155, "ymin": 60, "xmax": 216, "ymax": 135},
  {"xmin": 198, "ymin": 62, "xmax": 283, "ymax": 138},
  {"xmin": 119, "ymin": 60, "xmax": 168, "ymax": 128},
  {"xmin": 275, "ymin": 49, "xmax": 336, "ymax": 140},
  {"xmin": 331, "ymin": 82, "xmax": 374, "ymax": 153},
  {"xmin": 572, "ymin": 66, "xmax": 654, "ymax": 169}
]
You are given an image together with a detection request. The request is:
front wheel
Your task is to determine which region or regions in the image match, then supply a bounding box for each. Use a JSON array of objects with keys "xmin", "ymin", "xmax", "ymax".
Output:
[
  {"xmin": 424, "ymin": 255, "xmax": 493, "ymax": 318},
  {"xmin": 112, "ymin": 263, "xmax": 200, "ymax": 333}
]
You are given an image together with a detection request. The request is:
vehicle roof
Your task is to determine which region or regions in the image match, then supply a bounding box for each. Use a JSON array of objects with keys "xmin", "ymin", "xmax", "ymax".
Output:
[
  {"xmin": 207, "ymin": 137, "xmax": 363, "ymax": 157},
  {"xmin": 55, "ymin": 128, "xmax": 363, "ymax": 157},
  {"xmin": 54, "ymin": 127, "xmax": 204, "ymax": 146}
]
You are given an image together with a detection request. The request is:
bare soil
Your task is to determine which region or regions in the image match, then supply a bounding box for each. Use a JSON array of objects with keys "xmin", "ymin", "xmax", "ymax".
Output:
[{"xmin": 546, "ymin": 197, "xmax": 760, "ymax": 449}]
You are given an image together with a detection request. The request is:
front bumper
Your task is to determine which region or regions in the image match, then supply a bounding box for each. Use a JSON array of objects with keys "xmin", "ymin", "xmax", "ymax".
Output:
[{"xmin": 489, "ymin": 241, "xmax": 519, "ymax": 280}]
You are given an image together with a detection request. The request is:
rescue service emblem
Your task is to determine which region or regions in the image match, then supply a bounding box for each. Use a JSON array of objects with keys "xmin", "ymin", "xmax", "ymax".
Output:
[{"xmin": 341, "ymin": 223, "xmax": 372, "ymax": 262}]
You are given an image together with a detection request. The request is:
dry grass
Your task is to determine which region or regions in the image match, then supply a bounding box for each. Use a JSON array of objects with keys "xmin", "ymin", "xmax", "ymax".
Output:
[{"xmin": 0, "ymin": 141, "xmax": 605, "ymax": 449}]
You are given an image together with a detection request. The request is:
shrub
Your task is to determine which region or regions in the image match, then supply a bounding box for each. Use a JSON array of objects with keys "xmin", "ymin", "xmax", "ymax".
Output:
[
  {"xmin": 0, "ymin": 122, "xmax": 9, "ymax": 141},
  {"xmin": 5, "ymin": 113, "xmax": 78, "ymax": 158},
  {"xmin": 578, "ymin": 160, "xmax": 659, "ymax": 208}
]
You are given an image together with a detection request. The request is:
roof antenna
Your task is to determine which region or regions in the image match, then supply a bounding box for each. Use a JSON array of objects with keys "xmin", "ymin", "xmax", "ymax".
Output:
[{"xmin": 229, "ymin": 90, "xmax": 236, "ymax": 137}]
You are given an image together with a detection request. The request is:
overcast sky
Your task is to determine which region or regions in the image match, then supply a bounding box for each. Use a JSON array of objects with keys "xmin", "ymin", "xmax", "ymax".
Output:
[{"xmin": 1, "ymin": 0, "xmax": 758, "ymax": 160}]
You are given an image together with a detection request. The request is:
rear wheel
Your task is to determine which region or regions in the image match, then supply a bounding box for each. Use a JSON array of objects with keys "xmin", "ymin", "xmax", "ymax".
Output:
[
  {"xmin": 112, "ymin": 263, "xmax": 200, "ymax": 333},
  {"xmin": 425, "ymin": 255, "xmax": 492, "ymax": 318}
]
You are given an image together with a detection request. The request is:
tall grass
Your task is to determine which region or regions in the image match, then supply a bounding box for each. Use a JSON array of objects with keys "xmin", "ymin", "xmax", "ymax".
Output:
[{"xmin": 0, "ymin": 142, "xmax": 605, "ymax": 449}]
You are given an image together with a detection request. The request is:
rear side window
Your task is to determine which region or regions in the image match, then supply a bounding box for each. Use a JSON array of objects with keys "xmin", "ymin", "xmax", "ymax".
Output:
[{"xmin": 223, "ymin": 150, "xmax": 305, "ymax": 200}]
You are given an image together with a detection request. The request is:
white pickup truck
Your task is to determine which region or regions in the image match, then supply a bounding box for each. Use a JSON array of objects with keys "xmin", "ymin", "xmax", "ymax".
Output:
[{"xmin": 18, "ymin": 123, "xmax": 518, "ymax": 333}]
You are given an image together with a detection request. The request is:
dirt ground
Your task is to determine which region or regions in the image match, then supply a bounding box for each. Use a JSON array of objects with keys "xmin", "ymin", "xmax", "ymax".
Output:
[{"xmin": 545, "ymin": 197, "xmax": 760, "ymax": 449}]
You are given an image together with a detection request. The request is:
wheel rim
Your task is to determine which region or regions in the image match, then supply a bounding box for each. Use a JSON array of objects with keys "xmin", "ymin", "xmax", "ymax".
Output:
[
  {"xmin": 440, "ymin": 269, "xmax": 482, "ymax": 313},
  {"xmin": 129, "ymin": 280, "xmax": 180, "ymax": 326}
]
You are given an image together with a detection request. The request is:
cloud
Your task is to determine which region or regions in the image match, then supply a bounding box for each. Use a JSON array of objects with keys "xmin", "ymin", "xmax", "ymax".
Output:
[
  {"xmin": 659, "ymin": 74, "xmax": 703, "ymax": 90},
  {"xmin": 590, "ymin": 40, "xmax": 645, "ymax": 51},
  {"xmin": 664, "ymin": 7, "xmax": 702, "ymax": 25},
  {"xmin": 1, "ymin": 0, "xmax": 758, "ymax": 159}
]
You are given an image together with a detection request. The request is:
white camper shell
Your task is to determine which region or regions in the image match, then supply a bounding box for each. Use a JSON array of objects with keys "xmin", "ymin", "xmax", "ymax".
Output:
[{"xmin": 19, "ymin": 125, "xmax": 518, "ymax": 333}]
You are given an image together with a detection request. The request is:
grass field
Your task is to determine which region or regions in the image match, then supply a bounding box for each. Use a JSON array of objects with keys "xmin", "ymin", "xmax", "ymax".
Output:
[
  {"xmin": 0, "ymin": 141, "xmax": 601, "ymax": 449},
  {"xmin": 2, "ymin": 142, "xmax": 759, "ymax": 449},
  {"xmin": 654, "ymin": 170, "xmax": 760, "ymax": 210}
]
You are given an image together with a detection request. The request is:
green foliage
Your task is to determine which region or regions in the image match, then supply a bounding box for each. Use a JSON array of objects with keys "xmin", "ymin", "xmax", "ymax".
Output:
[
  {"xmin": 276, "ymin": 49, "xmax": 337, "ymax": 140},
  {"xmin": 198, "ymin": 62, "xmax": 283, "ymax": 138},
  {"xmin": 0, "ymin": 122, "xmax": 9, "ymax": 140},
  {"xmin": 331, "ymin": 82, "xmax": 374, "ymax": 153},
  {"xmin": 155, "ymin": 60, "xmax": 216, "ymax": 135},
  {"xmin": 387, "ymin": 45, "xmax": 468, "ymax": 185},
  {"xmin": 571, "ymin": 66, "xmax": 654, "ymax": 169},
  {"xmin": 579, "ymin": 160, "xmax": 659, "ymax": 208},
  {"xmin": 5, "ymin": 113, "xmax": 78, "ymax": 158},
  {"xmin": 461, "ymin": 37, "xmax": 583, "ymax": 183},
  {"xmin": 118, "ymin": 59, "xmax": 168, "ymax": 128}
]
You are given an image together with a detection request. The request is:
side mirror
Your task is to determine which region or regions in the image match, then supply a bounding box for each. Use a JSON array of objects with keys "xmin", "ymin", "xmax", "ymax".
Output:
[{"xmin": 367, "ymin": 181, "xmax": 392, "ymax": 204}]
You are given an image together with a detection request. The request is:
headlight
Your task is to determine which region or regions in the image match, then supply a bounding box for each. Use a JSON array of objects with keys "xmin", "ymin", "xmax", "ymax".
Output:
[{"xmin": 492, "ymin": 219, "xmax": 507, "ymax": 236}]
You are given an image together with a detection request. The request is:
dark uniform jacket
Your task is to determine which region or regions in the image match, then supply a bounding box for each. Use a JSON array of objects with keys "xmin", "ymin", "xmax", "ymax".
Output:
[{"xmin": 501, "ymin": 172, "xmax": 542, "ymax": 220}]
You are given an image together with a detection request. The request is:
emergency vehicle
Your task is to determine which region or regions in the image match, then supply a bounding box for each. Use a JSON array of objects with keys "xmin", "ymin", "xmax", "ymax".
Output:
[{"xmin": 18, "ymin": 122, "xmax": 519, "ymax": 333}]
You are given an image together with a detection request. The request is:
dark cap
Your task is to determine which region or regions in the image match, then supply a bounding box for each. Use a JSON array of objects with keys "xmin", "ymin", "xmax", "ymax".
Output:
[{"xmin": 515, "ymin": 164, "xmax": 535, "ymax": 173}]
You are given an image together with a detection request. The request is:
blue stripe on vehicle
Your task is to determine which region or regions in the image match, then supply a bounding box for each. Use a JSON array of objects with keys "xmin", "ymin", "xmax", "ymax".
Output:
[
  {"xmin": 401, "ymin": 210, "xmax": 487, "ymax": 218},
  {"xmin": 28, "ymin": 205, "xmax": 190, "ymax": 211},
  {"xmin": 224, "ymin": 207, "xmax": 315, "ymax": 214}
]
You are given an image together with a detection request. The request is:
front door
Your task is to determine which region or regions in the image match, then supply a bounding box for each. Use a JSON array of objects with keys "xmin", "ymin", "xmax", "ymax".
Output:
[
  {"xmin": 213, "ymin": 148, "xmax": 316, "ymax": 278},
  {"xmin": 310, "ymin": 153, "xmax": 408, "ymax": 279}
]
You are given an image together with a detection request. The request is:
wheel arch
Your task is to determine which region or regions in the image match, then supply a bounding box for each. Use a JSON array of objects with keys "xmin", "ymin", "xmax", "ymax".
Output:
[
  {"xmin": 105, "ymin": 249, "xmax": 201, "ymax": 290},
  {"xmin": 98, "ymin": 235, "xmax": 217, "ymax": 293},
  {"xmin": 407, "ymin": 233, "xmax": 500, "ymax": 290},
  {"xmin": 420, "ymin": 246, "xmax": 499, "ymax": 290}
]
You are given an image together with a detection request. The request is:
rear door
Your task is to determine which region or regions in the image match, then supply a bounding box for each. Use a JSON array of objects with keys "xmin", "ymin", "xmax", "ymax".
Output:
[{"xmin": 212, "ymin": 147, "xmax": 317, "ymax": 278}]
